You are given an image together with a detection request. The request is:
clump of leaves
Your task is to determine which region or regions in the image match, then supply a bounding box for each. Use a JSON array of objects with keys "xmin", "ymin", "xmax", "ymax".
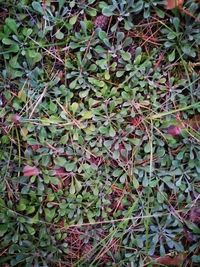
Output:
[{"xmin": 0, "ymin": 0, "xmax": 200, "ymax": 266}]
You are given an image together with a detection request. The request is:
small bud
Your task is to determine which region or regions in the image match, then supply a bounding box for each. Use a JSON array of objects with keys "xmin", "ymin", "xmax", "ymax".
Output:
[
  {"xmin": 94, "ymin": 15, "xmax": 109, "ymax": 29},
  {"xmin": 167, "ymin": 125, "xmax": 182, "ymax": 136}
]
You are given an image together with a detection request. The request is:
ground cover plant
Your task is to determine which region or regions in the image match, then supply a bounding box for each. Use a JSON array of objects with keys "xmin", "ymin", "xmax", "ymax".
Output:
[{"xmin": 0, "ymin": 0, "xmax": 200, "ymax": 266}]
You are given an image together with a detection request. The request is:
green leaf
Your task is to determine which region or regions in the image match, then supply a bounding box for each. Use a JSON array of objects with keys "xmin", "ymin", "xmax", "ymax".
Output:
[
  {"xmin": 69, "ymin": 15, "xmax": 78, "ymax": 25},
  {"xmin": 22, "ymin": 28, "xmax": 33, "ymax": 36},
  {"xmin": 5, "ymin": 18, "xmax": 18, "ymax": 34},
  {"xmin": 120, "ymin": 173, "xmax": 127, "ymax": 184},
  {"xmin": 81, "ymin": 110, "xmax": 93, "ymax": 120},
  {"xmin": 59, "ymin": 0, "xmax": 65, "ymax": 10},
  {"xmin": 10, "ymin": 69, "xmax": 23, "ymax": 79},
  {"xmin": 79, "ymin": 89, "xmax": 90, "ymax": 98},
  {"xmin": 116, "ymin": 71, "xmax": 125, "ymax": 77},
  {"xmin": 104, "ymin": 70, "xmax": 110, "ymax": 80},
  {"xmin": 70, "ymin": 102, "xmax": 79, "ymax": 114},
  {"xmin": 113, "ymin": 168, "xmax": 123, "ymax": 177},
  {"xmin": 0, "ymin": 224, "xmax": 8, "ymax": 237},
  {"xmin": 144, "ymin": 142, "xmax": 151, "ymax": 153},
  {"xmin": 109, "ymin": 126, "xmax": 116, "ymax": 137},
  {"xmin": 102, "ymin": 6, "xmax": 114, "ymax": 16},
  {"xmin": 98, "ymin": 30, "xmax": 107, "ymax": 41},
  {"xmin": 26, "ymin": 206, "xmax": 35, "ymax": 215},
  {"xmin": 55, "ymin": 30, "xmax": 64, "ymax": 40},
  {"xmin": 69, "ymin": 79, "xmax": 77, "ymax": 89},
  {"xmin": 121, "ymin": 51, "xmax": 131, "ymax": 61},
  {"xmin": 8, "ymin": 44, "xmax": 20, "ymax": 53},
  {"xmin": 16, "ymin": 202, "xmax": 26, "ymax": 211},
  {"xmin": 28, "ymin": 50, "xmax": 41, "ymax": 59},
  {"xmin": 130, "ymin": 138, "xmax": 141, "ymax": 146},
  {"xmin": 185, "ymin": 221, "xmax": 200, "ymax": 234},
  {"xmin": 157, "ymin": 191, "xmax": 165, "ymax": 203},
  {"xmin": 74, "ymin": 178, "xmax": 82, "ymax": 192},
  {"xmin": 9, "ymin": 56, "xmax": 21, "ymax": 69},
  {"xmin": 192, "ymin": 256, "xmax": 200, "ymax": 263},
  {"xmin": 44, "ymin": 208, "xmax": 56, "ymax": 222},
  {"xmin": 86, "ymin": 8, "xmax": 97, "ymax": 17},
  {"xmin": 167, "ymin": 32, "xmax": 177, "ymax": 40},
  {"xmin": 116, "ymin": 32, "xmax": 125, "ymax": 43},
  {"xmin": 156, "ymin": 8, "xmax": 165, "ymax": 18},
  {"xmin": 26, "ymin": 225, "xmax": 36, "ymax": 235},
  {"xmin": 132, "ymin": 174, "xmax": 139, "ymax": 189},
  {"xmin": 168, "ymin": 49, "xmax": 176, "ymax": 62},
  {"xmin": 65, "ymin": 162, "xmax": 75, "ymax": 172},
  {"xmin": 32, "ymin": 1, "xmax": 44, "ymax": 14},
  {"xmin": 2, "ymin": 37, "xmax": 15, "ymax": 45},
  {"xmin": 49, "ymin": 101, "xmax": 57, "ymax": 113},
  {"xmin": 134, "ymin": 54, "xmax": 142, "ymax": 65},
  {"xmin": 156, "ymin": 147, "xmax": 165, "ymax": 157},
  {"xmin": 54, "ymin": 157, "xmax": 67, "ymax": 167},
  {"xmin": 173, "ymin": 17, "xmax": 180, "ymax": 31},
  {"xmin": 50, "ymin": 176, "xmax": 60, "ymax": 185},
  {"xmin": 96, "ymin": 59, "xmax": 107, "ymax": 69},
  {"xmin": 30, "ymin": 212, "xmax": 39, "ymax": 224},
  {"xmin": 70, "ymin": 179, "xmax": 75, "ymax": 194}
]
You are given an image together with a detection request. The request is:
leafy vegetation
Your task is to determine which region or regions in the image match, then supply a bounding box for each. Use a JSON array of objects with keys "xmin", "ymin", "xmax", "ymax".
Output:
[{"xmin": 0, "ymin": 0, "xmax": 200, "ymax": 266}]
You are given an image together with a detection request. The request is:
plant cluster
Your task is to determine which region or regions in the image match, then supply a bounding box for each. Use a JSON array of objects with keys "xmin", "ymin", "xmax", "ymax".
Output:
[{"xmin": 0, "ymin": 0, "xmax": 200, "ymax": 266}]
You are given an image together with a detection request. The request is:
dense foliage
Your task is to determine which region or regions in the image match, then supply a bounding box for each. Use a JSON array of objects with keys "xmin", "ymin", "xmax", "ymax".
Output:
[{"xmin": 0, "ymin": 0, "xmax": 200, "ymax": 266}]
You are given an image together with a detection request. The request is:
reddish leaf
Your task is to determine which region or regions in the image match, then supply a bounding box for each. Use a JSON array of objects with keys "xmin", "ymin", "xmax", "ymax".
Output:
[
  {"xmin": 23, "ymin": 165, "xmax": 40, "ymax": 177},
  {"xmin": 166, "ymin": 0, "xmax": 184, "ymax": 10},
  {"xmin": 29, "ymin": 144, "xmax": 41, "ymax": 151},
  {"xmin": 88, "ymin": 155, "xmax": 103, "ymax": 166},
  {"xmin": 131, "ymin": 116, "xmax": 142, "ymax": 127},
  {"xmin": 54, "ymin": 167, "xmax": 68, "ymax": 178},
  {"xmin": 183, "ymin": 227, "xmax": 197, "ymax": 242},
  {"xmin": 153, "ymin": 253, "xmax": 186, "ymax": 266}
]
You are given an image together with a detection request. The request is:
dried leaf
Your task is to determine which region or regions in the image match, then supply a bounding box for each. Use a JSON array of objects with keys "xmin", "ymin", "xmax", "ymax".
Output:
[
  {"xmin": 185, "ymin": 114, "xmax": 200, "ymax": 130},
  {"xmin": 23, "ymin": 165, "xmax": 40, "ymax": 177}
]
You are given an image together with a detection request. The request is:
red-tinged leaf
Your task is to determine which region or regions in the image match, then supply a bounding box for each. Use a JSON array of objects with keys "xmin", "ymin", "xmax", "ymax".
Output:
[
  {"xmin": 23, "ymin": 165, "xmax": 40, "ymax": 177},
  {"xmin": 11, "ymin": 114, "xmax": 21, "ymax": 125},
  {"xmin": 29, "ymin": 144, "xmax": 41, "ymax": 151},
  {"xmin": 131, "ymin": 116, "xmax": 142, "ymax": 127},
  {"xmin": 183, "ymin": 227, "xmax": 197, "ymax": 242},
  {"xmin": 186, "ymin": 114, "xmax": 200, "ymax": 130},
  {"xmin": 165, "ymin": 0, "xmax": 184, "ymax": 10},
  {"xmin": 54, "ymin": 167, "xmax": 68, "ymax": 178},
  {"xmin": 153, "ymin": 253, "xmax": 186, "ymax": 266},
  {"xmin": 88, "ymin": 156, "xmax": 103, "ymax": 166},
  {"xmin": 189, "ymin": 207, "xmax": 200, "ymax": 223},
  {"xmin": 167, "ymin": 125, "xmax": 182, "ymax": 136}
]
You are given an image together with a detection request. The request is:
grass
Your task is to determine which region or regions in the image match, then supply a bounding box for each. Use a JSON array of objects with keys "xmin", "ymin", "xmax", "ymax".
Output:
[{"xmin": 0, "ymin": 0, "xmax": 200, "ymax": 266}]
